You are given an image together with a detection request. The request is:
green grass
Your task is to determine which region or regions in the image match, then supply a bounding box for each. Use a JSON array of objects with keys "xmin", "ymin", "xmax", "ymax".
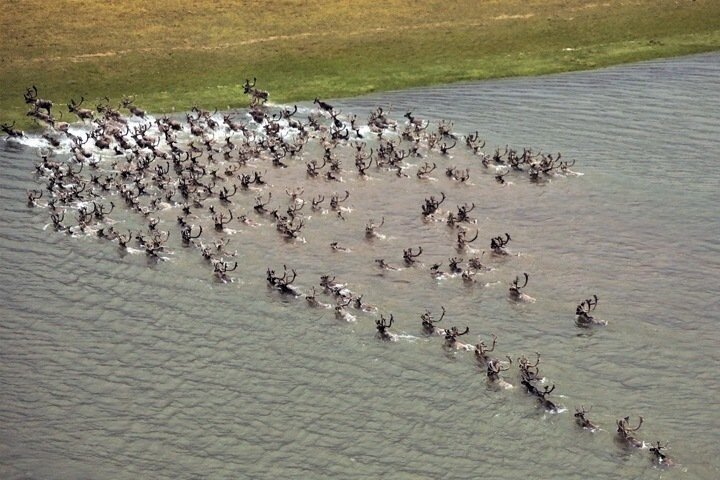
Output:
[{"xmin": 2, "ymin": 0, "xmax": 720, "ymax": 129}]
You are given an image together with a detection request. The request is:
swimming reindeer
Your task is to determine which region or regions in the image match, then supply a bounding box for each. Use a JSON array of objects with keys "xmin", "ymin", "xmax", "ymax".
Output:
[
  {"xmin": 649, "ymin": 441, "xmax": 675, "ymax": 467},
  {"xmin": 420, "ymin": 306, "xmax": 446, "ymax": 335},
  {"xmin": 486, "ymin": 356, "xmax": 513, "ymax": 389},
  {"xmin": 444, "ymin": 326, "xmax": 473, "ymax": 351},
  {"xmin": 376, "ymin": 314, "xmax": 397, "ymax": 341},
  {"xmin": 509, "ymin": 273, "xmax": 534, "ymax": 302},
  {"xmin": 474, "ymin": 334, "xmax": 497, "ymax": 366},
  {"xmin": 490, "ymin": 233, "xmax": 512, "ymax": 255},
  {"xmin": 575, "ymin": 295, "xmax": 606, "ymax": 326},
  {"xmin": 616, "ymin": 416, "xmax": 644, "ymax": 448},
  {"xmin": 266, "ymin": 265, "xmax": 300, "ymax": 295},
  {"xmin": 365, "ymin": 217, "xmax": 385, "ymax": 239},
  {"xmin": 574, "ymin": 406, "xmax": 599, "ymax": 431},
  {"xmin": 403, "ymin": 246, "xmax": 423, "ymax": 266}
]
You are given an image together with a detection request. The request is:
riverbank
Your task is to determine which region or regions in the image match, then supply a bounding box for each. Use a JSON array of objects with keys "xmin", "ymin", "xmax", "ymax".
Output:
[{"xmin": 2, "ymin": 0, "xmax": 719, "ymax": 129}]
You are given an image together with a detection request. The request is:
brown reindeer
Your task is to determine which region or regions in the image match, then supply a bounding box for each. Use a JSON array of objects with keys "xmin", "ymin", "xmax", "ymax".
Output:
[
  {"xmin": 649, "ymin": 441, "xmax": 675, "ymax": 467},
  {"xmin": 1, "ymin": 121, "xmax": 25, "ymax": 138},
  {"xmin": 421, "ymin": 306, "xmax": 446, "ymax": 335},
  {"xmin": 574, "ymin": 406, "xmax": 598, "ymax": 430},
  {"xmin": 68, "ymin": 97, "xmax": 94, "ymax": 121},
  {"xmin": 376, "ymin": 314, "xmax": 396, "ymax": 341},
  {"xmin": 616, "ymin": 416, "xmax": 644, "ymax": 448},
  {"xmin": 244, "ymin": 78, "xmax": 269, "ymax": 106},
  {"xmin": 24, "ymin": 85, "xmax": 53, "ymax": 113}
]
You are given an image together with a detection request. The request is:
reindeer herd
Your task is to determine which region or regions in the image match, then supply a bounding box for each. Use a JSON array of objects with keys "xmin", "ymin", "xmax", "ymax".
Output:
[{"xmin": 4, "ymin": 81, "xmax": 675, "ymax": 468}]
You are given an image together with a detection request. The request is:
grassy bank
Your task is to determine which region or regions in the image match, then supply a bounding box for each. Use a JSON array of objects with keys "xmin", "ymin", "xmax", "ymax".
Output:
[{"xmin": 2, "ymin": 0, "xmax": 719, "ymax": 129}]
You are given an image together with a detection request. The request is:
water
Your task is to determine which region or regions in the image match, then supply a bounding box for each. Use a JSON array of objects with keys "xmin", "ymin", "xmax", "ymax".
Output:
[{"xmin": 1, "ymin": 53, "xmax": 719, "ymax": 479}]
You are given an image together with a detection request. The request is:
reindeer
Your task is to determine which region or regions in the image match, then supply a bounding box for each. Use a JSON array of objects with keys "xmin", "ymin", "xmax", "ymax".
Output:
[
  {"xmin": 491, "ymin": 233, "xmax": 512, "ymax": 255},
  {"xmin": 286, "ymin": 200, "xmax": 304, "ymax": 221},
  {"xmin": 117, "ymin": 230, "xmax": 133, "ymax": 249},
  {"xmin": 50, "ymin": 211, "xmax": 67, "ymax": 232},
  {"xmin": 495, "ymin": 167, "xmax": 510, "ymax": 185},
  {"xmin": 416, "ymin": 162, "xmax": 436, "ymax": 179},
  {"xmin": 28, "ymin": 109, "xmax": 57, "ymax": 131},
  {"xmin": 517, "ymin": 352, "xmax": 543, "ymax": 383},
  {"xmin": 376, "ymin": 314, "xmax": 396, "ymax": 341},
  {"xmin": 365, "ymin": 217, "xmax": 385, "ymax": 239},
  {"xmin": 329, "ymin": 190, "xmax": 350, "ymax": 210},
  {"xmin": 420, "ymin": 306, "xmax": 446, "ymax": 335},
  {"xmin": 305, "ymin": 287, "xmax": 331, "ymax": 309},
  {"xmin": 244, "ymin": 78, "xmax": 269, "ymax": 106},
  {"xmin": 219, "ymin": 184, "xmax": 238, "ymax": 203},
  {"xmin": 307, "ymin": 194, "xmax": 324, "ymax": 212},
  {"xmin": 375, "ymin": 259, "xmax": 399, "ymax": 271},
  {"xmin": 222, "ymin": 114, "xmax": 245, "ymax": 133},
  {"xmin": 1, "ymin": 121, "xmax": 25, "ymax": 138},
  {"xmin": 456, "ymin": 203, "xmax": 475, "ymax": 223},
  {"xmin": 213, "ymin": 260, "xmax": 237, "ymax": 283},
  {"xmin": 95, "ymin": 96, "xmax": 121, "ymax": 119},
  {"xmin": 558, "ymin": 158, "xmax": 578, "ymax": 175},
  {"xmin": 329, "ymin": 241, "xmax": 350, "ymax": 252},
  {"xmin": 354, "ymin": 149, "xmax": 373, "ymax": 176},
  {"xmin": 404, "ymin": 111, "xmax": 429, "ymax": 132},
  {"xmin": 90, "ymin": 201, "xmax": 114, "ymax": 221},
  {"xmin": 437, "ymin": 119, "xmax": 454, "ymax": 138},
  {"xmin": 421, "ymin": 192, "xmax": 446, "ymax": 217},
  {"xmin": 212, "ymin": 209, "xmax": 233, "ymax": 231},
  {"xmin": 439, "ymin": 140, "xmax": 456, "ymax": 155},
  {"xmin": 486, "ymin": 356, "xmax": 513, "ymax": 388},
  {"xmin": 266, "ymin": 265, "xmax": 299, "ymax": 295},
  {"xmin": 278, "ymin": 217, "xmax": 304, "ymax": 240},
  {"xmin": 67, "ymin": 97, "xmax": 94, "ymax": 121},
  {"xmin": 24, "ymin": 85, "xmax": 53, "ymax": 113},
  {"xmin": 368, "ymin": 106, "xmax": 396, "ymax": 131},
  {"xmin": 26, "ymin": 189, "xmax": 43, "ymax": 207},
  {"xmin": 143, "ymin": 230, "xmax": 169, "ymax": 257},
  {"xmin": 444, "ymin": 326, "xmax": 472, "ymax": 350},
  {"xmin": 311, "ymin": 97, "xmax": 333, "ymax": 114},
  {"xmin": 474, "ymin": 334, "xmax": 497, "ymax": 366},
  {"xmin": 445, "ymin": 167, "xmax": 470, "ymax": 183},
  {"xmin": 574, "ymin": 406, "xmax": 598, "ymax": 431},
  {"xmin": 254, "ymin": 192, "xmax": 272, "ymax": 214},
  {"xmin": 306, "ymin": 158, "xmax": 326, "ymax": 178},
  {"xmin": 403, "ymin": 246, "xmax": 423, "ymax": 266},
  {"xmin": 536, "ymin": 384, "xmax": 559, "ymax": 412},
  {"xmin": 576, "ymin": 295, "xmax": 606, "ymax": 326},
  {"xmin": 457, "ymin": 229, "xmax": 479, "ymax": 250},
  {"xmin": 509, "ymin": 273, "xmax": 532, "ymax": 301},
  {"xmin": 448, "ymin": 257, "xmax": 464, "ymax": 274},
  {"xmin": 180, "ymin": 224, "xmax": 202, "ymax": 245},
  {"xmin": 334, "ymin": 296, "xmax": 355, "ymax": 321},
  {"xmin": 616, "ymin": 416, "xmax": 644, "ymax": 448},
  {"xmin": 465, "ymin": 131, "xmax": 485, "ymax": 153},
  {"xmin": 462, "ymin": 267, "xmax": 477, "ymax": 284},
  {"xmin": 284, "ymin": 186, "xmax": 304, "ymax": 205},
  {"xmin": 649, "ymin": 441, "xmax": 675, "ymax": 467},
  {"xmin": 319, "ymin": 274, "xmax": 340, "ymax": 293},
  {"xmin": 120, "ymin": 95, "xmax": 146, "ymax": 118}
]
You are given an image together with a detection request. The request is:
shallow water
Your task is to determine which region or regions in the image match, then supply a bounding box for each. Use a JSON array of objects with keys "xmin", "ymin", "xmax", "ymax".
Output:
[{"xmin": 1, "ymin": 53, "xmax": 719, "ymax": 479}]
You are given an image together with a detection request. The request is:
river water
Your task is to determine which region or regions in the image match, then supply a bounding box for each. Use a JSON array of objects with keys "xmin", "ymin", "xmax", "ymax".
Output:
[{"xmin": 1, "ymin": 53, "xmax": 718, "ymax": 479}]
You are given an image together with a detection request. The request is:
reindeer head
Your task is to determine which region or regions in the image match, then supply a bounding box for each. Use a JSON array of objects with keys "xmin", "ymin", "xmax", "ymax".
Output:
[
  {"xmin": 616, "ymin": 416, "xmax": 644, "ymax": 447},
  {"xmin": 421, "ymin": 306, "xmax": 446, "ymax": 332},
  {"xmin": 376, "ymin": 314, "xmax": 394, "ymax": 340},
  {"xmin": 509, "ymin": 273, "xmax": 529, "ymax": 297}
]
